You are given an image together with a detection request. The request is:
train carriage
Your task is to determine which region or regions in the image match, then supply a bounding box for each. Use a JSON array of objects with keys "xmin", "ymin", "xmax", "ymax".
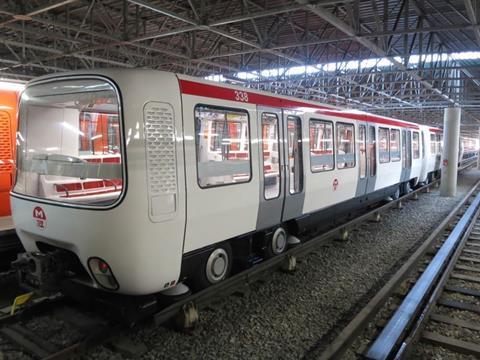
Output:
[{"xmin": 11, "ymin": 70, "xmax": 445, "ymax": 297}]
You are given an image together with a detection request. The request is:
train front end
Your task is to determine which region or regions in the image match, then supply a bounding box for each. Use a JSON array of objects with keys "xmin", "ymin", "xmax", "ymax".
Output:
[{"xmin": 10, "ymin": 71, "xmax": 185, "ymax": 298}]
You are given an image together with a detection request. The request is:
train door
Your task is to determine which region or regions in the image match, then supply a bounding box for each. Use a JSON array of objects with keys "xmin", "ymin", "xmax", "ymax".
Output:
[
  {"xmin": 365, "ymin": 124, "xmax": 377, "ymax": 193},
  {"xmin": 256, "ymin": 106, "xmax": 285, "ymax": 230},
  {"xmin": 281, "ymin": 113, "xmax": 305, "ymax": 221},
  {"xmin": 401, "ymin": 129, "xmax": 412, "ymax": 182},
  {"xmin": 356, "ymin": 122, "xmax": 368, "ymax": 196},
  {"xmin": 256, "ymin": 107, "xmax": 306, "ymax": 229}
]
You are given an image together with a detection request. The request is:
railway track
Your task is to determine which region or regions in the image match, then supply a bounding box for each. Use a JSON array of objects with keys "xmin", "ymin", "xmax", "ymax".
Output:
[
  {"xmin": 316, "ymin": 176, "xmax": 480, "ymax": 359},
  {"xmin": 0, "ymin": 161, "xmax": 477, "ymax": 359}
]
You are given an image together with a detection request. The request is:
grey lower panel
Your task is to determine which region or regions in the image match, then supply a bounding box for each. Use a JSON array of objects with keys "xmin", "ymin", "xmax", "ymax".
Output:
[
  {"xmin": 256, "ymin": 194, "xmax": 284, "ymax": 231},
  {"xmin": 400, "ymin": 166, "xmax": 411, "ymax": 184},
  {"xmin": 355, "ymin": 177, "xmax": 368, "ymax": 197},
  {"xmin": 366, "ymin": 174, "xmax": 377, "ymax": 194},
  {"xmin": 282, "ymin": 190, "xmax": 305, "ymax": 222}
]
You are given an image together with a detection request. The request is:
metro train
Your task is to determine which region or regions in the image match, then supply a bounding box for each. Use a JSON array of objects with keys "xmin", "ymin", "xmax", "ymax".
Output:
[{"xmin": 12, "ymin": 70, "xmax": 451, "ymax": 300}]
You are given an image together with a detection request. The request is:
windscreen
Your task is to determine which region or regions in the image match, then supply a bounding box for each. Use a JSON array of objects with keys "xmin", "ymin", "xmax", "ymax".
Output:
[{"xmin": 14, "ymin": 78, "xmax": 124, "ymax": 206}]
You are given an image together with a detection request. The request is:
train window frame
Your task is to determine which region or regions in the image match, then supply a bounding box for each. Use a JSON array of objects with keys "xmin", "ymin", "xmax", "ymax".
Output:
[
  {"xmin": 12, "ymin": 75, "xmax": 128, "ymax": 211},
  {"xmin": 389, "ymin": 128, "xmax": 401, "ymax": 162},
  {"xmin": 378, "ymin": 127, "xmax": 390, "ymax": 163},
  {"xmin": 336, "ymin": 122, "xmax": 356, "ymax": 170},
  {"xmin": 309, "ymin": 118, "xmax": 335, "ymax": 173},
  {"xmin": 194, "ymin": 104, "xmax": 252, "ymax": 189},
  {"xmin": 261, "ymin": 112, "xmax": 281, "ymax": 201}
]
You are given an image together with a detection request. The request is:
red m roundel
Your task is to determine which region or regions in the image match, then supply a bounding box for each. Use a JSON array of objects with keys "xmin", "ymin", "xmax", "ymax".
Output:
[{"xmin": 33, "ymin": 206, "xmax": 46, "ymax": 220}]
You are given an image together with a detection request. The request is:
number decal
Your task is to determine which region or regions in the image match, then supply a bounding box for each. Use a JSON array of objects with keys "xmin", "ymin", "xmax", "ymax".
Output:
[{"xmin": 234, "ymin": 90, "xmax": 249, "ymax": 102}]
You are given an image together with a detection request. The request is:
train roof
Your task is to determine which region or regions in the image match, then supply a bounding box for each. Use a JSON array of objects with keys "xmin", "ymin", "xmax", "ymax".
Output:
[{"xmin": 26, "ymin": 69, "xmax": 442, "ymax": 133}]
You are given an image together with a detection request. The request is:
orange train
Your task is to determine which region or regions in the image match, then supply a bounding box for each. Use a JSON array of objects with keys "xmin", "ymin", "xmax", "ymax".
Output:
[{"xmin": 0, "ymin": 88, "xmax": 19, "ymax": 218}]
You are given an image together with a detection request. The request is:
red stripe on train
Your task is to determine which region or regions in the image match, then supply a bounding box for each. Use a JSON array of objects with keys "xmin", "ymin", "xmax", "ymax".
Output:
[
  {"xmin": 179, "ymin": 79, "xmax": 421, "ymax": 130},
  {"xmin": 179, "ymin": 79, "xmax": 333, "ymax": 111}
]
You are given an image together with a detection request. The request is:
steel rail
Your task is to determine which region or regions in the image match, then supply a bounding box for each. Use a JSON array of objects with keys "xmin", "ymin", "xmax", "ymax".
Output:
[
  {"xmin": 366, "ymin": 187, "xmax": 480, "ymax": 359},
  {"xmin": 318, "ymin": 177, "xmax": 480, "ymax": 359},
  {"xmin": 395, "ymin": 193, "xmax": 480, "ymax": 359}
]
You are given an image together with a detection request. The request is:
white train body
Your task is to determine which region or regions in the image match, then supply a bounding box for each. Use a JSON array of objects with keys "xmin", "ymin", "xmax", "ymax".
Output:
[{"xmin": 12, "ymin": 70, "xmax": 444, "ymax": 296}]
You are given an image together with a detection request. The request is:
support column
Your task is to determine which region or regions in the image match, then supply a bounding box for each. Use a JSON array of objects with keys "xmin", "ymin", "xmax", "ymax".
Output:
[
  {"xmin": 440, "ymin": 107, "xmax": 461, "ymax": 197},
  {"xmin": 477, "ymin": 127, "xmax": 480, "ymax": 170}
]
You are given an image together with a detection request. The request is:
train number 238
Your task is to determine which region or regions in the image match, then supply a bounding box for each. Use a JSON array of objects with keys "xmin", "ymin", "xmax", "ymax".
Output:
[{"xmin": 234, "ymin": 90, "xmax": 249, "ymax": 102}]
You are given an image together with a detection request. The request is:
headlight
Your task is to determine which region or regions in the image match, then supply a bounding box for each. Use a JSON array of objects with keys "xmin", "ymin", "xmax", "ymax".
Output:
[{"xmin": 87, "ymin": 257, "xmax": 119, "ymax": 290}]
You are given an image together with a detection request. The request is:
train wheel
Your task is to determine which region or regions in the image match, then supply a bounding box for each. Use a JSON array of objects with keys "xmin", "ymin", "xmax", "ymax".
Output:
[
  {"xmin": 265, "ymin": 227, "xmax": 288, "ymax": 258},
  {"xmin": 193, "ymin": 243, "xmax": 232, "ymax": 290}
]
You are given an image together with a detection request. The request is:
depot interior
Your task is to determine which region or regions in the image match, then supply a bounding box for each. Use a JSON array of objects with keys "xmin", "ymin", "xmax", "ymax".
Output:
[{"xmin": 1, "ymin": 0, "xmax": 480, "ymax": 358}]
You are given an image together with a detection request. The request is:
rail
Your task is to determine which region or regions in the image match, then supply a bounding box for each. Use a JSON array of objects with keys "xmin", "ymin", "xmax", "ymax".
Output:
[
  {"xmin": 366, "ymin": 186, "xmax": 480, "ymax": 359},
  {"xmin": 319, "ymin": 178, "xmax": 480, "ymax": 359}
]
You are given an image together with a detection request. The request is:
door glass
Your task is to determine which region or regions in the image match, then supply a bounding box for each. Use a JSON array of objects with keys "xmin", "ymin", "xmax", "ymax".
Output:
[
  {"xmin": 390, "ymin": 129, "xmax": 400, "ymax": 161},
  {"xmin": 369, "ymin": 126, "xmax": 376, "ymax": 176},
  {"xmin": 421, "ymin": 132, "xmax": 425, "ymax": 158},
  {"xmin": 407, "ymin": 131, "xmax": 412, "ymax": 167},
  {"xmin": 402, "ymin": 130, "xmax": 407, "ymax": 168},
  {"xmin": 262, "ymin": 113, "xmax": 280, "ymax": 200},
  {"xmin": 359, "ymin": 125, "xmax": 366, "ymax": 179},
  {"xmin": 412, "ymin": 132, "xmax": 420, "ymax": 159},
  {"xmin": 287, "ymin": 116, "xmax": 303, "ymax": 194}
]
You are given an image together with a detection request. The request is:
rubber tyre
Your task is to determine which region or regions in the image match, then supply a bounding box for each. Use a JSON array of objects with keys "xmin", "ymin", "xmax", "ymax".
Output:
[
  {"xmin": 265, "ymin": 227, "xmax": 288, "ymax": 258},
  {"xmin": 192, "ymin": 242, "xmax": 233, "ymax": 291}
]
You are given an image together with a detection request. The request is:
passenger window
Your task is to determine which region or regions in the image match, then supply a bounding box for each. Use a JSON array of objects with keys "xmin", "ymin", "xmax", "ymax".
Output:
[
  {"xmin": 390, "ymin": 129, "xmax": 400, "ymax": 161},
  {"xmin": 195, "ymin": 105, "xmax": 251, "ymax": 188},
  {"xmin": 262, "ymin": 113, "xmax": 280, "ymax": 200},
  {"xmin": 287, "ymin": 116, "xmax": 303, "ymax": 194},
  {"xmin": 430, "ymin": 133, "xmax": 436, "ymax": 154},
  {"xmin": 412, "ymin": 132, "xmax": 420, "ymax": 159},
  {"xmin": 359, "ymin": 125, "xmax": 366, "ymax": 179},
  {"xmin": 379, "ymin": 127, "xmax": 390, "ymax": 163},
  {"xmin": 336, "ymin": 123, "xmax": 355, "ymax": 169},
  {"xmin": 310, "ymin": 119, "xmax": 334, "ymax": 172}
]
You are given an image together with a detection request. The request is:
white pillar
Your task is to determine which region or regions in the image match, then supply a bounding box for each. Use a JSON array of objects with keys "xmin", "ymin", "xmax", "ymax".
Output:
[
  {"xmin": 477, "ymin": 127, "xmax": 480, "ymax": 170},
  {"xmin": 440, "ymin": 107, "xmax": 461, "ymax": 197}
]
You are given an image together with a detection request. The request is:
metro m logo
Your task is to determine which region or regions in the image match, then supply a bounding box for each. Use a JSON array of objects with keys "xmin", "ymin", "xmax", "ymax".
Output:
[{"xmin": 33, "ymin": 206, "xmax": 47, "ymax": 228}]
